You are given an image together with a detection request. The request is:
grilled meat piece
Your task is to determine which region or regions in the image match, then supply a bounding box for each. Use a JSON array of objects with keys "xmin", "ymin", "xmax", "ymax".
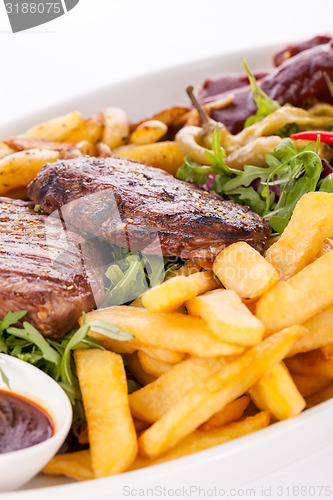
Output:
[
  {"xmin": 0, "ymin": 197, "xmax": 104, "ymax": 338},
  {"xmin": 28, "ymin": 157, "xmax": 270, "ymax": 259}
]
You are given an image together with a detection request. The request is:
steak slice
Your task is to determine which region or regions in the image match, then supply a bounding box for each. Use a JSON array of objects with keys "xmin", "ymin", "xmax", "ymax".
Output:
[
  {"xmin": 28, "ymin": 157, "xmax": 270, "ymax": 259},
  {"xmin": 0, "ymin": 197, "xmax": 104, "ymax": 338}
]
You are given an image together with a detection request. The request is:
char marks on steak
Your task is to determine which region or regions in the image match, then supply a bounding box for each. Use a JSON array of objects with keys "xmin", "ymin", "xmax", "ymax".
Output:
[
  {"xmin": 27, "ymin": 157, "xmax": 270, "ymax": 259},
  {"xmin": 0, "ymin": 197, "xmax": 104, "ymax": 337}
]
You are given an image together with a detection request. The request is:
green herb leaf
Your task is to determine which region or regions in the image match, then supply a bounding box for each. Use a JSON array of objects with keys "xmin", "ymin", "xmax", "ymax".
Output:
[
  {"xmin": 177, "ymin": 156, "xmax": 213, "ymax": 185},
  {"xmin": 242, "ymin": 58, "xmax": 280, "ymax": 127},
  {"xmin": 0, "ymin": 367, "xmax": 10, "ymax": 388},
  {"xmin": 324, "ymin": 72, "xmax": 333, "ymax": 99}
]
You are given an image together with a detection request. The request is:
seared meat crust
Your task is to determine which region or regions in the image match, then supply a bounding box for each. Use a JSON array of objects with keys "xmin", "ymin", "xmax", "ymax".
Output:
[
  {"xmin": 28, "ymin": 157, "xmax": 270, "ymax": 259},
  {"xmin": 0, "ymin": 197, "xmax": 104, "ymax": 337}
]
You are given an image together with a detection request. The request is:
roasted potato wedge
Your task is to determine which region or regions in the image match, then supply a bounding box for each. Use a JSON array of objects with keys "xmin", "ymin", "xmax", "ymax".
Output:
[
  {"xmin": 22, "ymin": 111, "xmax": 84, "ymax": 141},
  {"xmin": 99, "ymin": 107, "xmax": 129, "ymax": 149},
  {"xmin": 130, "ymin": 120, "xmax": 167, "ymax": 145}
]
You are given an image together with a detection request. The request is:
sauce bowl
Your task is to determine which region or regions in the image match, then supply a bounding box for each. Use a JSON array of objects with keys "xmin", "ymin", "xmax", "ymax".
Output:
[{"xmin": 0, "ymin": 353, "xmax": 72, "ymax": 492}]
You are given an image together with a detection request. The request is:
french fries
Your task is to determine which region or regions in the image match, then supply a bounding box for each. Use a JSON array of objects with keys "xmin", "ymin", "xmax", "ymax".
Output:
[
  {"xmin": 84, "ymin": 306, "xmax": 244, "ymax": 357},
  {"xmin": 256, "ymin": 250, "xmax": 333, "ymax": 334},
  {"xmin": 138, "ymin": 326, "xmax": 304, "ymax": 459},
  {"xmin": 266, "ymin": 192, "xmax": 333, "ymax": 281},
  {"xmin": 130, "ymin": 412, "xmax": 270, "ymax": 470},
  {"xmin": 138, "ymin": 350, "xmax": 173, "ymax": 377},
  {"xmin": 199, "ymin": 395, "xmax": 251, "ymax": 431},
  {"xmin": 139, "ymin": 346, "xmax": 185, "ymax": 364},
  {"xmin": 0, "ymin": 148, "xmax": 59, "ymax": 195},
  {"xmin": 74, "ymin": 349, "xmax": 137, "ymax": 477},
  {"xmin": 115, "ymin": 141, "xmax": 184, "ymax": 175},
  {"xmin": 99, "ymin": 107, "xmax": 129, "ymax": 149},
  {"xmin": 285, "ymin": 350, "xmax": 333, "ymax": 378},
  {"xmin": 125, "ymin": 352, "xmax": 156, "ymax": 386},
  {"xmin": 142, "ymin": 270, "xmax": 218, "ymax": 313},
  {"xmin": 22, "ymin": 111, "xmax": 84, "ymax": 141},
  {"xmin": 306, "ymin": 382, "xmax": 333, "ymax": 408},
  {"xmin": 291, "ymin": 373, "xmax": 331, "ymax": 397},
  {"xmin": 186, "ymin": 289, "xmax": 265, "ymax": 346},
  {"xmin": 213, "ymin": 242, "xmax": 278, "ymax": 300},
  {"xmin": 321, "ymin": 343, "xmax": 333, "ymax": 359},
  {"xmin": 129, "ymin": 357, "xmax": 227, "ymax": 423},
  {"xmin": 130, "ymin": 120, "xmax": 167, "ymax": 145},
  {"xmin": 250, "ymin": 362, "xmax": 306, "ymax": 420},
  {"xmin": 42, "ymin": 450, "xmax": 93, "ymax": 481}
]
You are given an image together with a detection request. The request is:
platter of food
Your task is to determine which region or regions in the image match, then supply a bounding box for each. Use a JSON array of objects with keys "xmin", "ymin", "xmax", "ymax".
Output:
[{"xmin": 1, "ymin": 36, "xmax": 333, "ymax": 498}]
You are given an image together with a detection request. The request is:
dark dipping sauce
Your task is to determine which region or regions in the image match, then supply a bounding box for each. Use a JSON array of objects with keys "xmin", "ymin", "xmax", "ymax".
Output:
[{"xmin": 0, "ymin": 390, "xmax": 53, "ymax": 454}]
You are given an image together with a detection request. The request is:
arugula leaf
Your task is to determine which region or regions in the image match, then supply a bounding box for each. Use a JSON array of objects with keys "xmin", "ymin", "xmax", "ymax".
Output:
[
  {"xmin": 177, "ymin": 156, "xmax": 214, "ymax": 185},
  {"xmin": 205, "ymin": 127, "xmax": 236, "ymax": 176},
  {"xmin": 319, "ymin": 173, "xmax": 333, "ymax": 193},
  {"xmin": 0, "ymin": 367, "xmax": 10, "ymax": 388},
  {"xmin": 242, "ymin": 58, "xmax": 280, "ymax": 127}
]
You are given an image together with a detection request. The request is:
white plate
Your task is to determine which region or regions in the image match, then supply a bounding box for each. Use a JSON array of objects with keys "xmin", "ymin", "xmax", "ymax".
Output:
[{"xmin": 2, "ymin": 43, "xmax": 333, "ymax": 499}]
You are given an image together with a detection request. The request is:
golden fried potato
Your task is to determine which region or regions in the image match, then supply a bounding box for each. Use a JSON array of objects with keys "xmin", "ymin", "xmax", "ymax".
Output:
[
  {"xmin": 130, "ymin": 412, "xmax": 270, "ymax": 471},
  {"xmin": 138, "ymin": 106, "xmax": 189, "ymax": 127},
  {"xmin": 213, "ymin": 242, "xmax": 278, "ymax": 300},
  {"xmin": 306, "ymin": 382, "xmax": 333, "ymax": 408},
  {"xmin": 256, "ymin": 250, "xmax": 333, "ymax": 334},
  {"xmin": 74, "ymin": 349, "xmax": 137, "ymax": 477},
  {"xmin": 186, "ymin": 289, "xmax": 264, "ymax": 346},
  {"xmin": 130, "ymin": 120, "xmax": 167, "ymax": 145},
  {"xmin": 138, "ymin": 350, "xmax": 173, "ymax": 377},
  {"xmin": 266, "ymin": 192, "xmax": 333, "ymax": 281},
  {"xmin": 65, "ymin": 117, "xmax": 102, "ymax": 144},
  {"xmin": 4, "ymin": 137, "xmax": 75, "ymax": 152},
  {"xmin": 84, "ymin": 306, "xmax": 244, "ymax": 357},
  {"xmin": 321, "ymin": 343, "xmax": 333, "ymax": 359},
  {"xmin": 199, "ymin": 395, "xmax": 250, "ymax": 431},
  {"xmin": 285, "ymin": 350, "xmax": 333, "ymax": 378},
  {"xmin": 99, "ymin": 107, "xmax": 129, "ymax": 149},
  {"xmin": 115, "ymin": 141, "xmax": 184, "ymax": 175},
  {"xmin": 317, "ymin": 238, "xmax": 333, "ymax": 258},
  {"xmin": 42, "ymin": 450, "xmax": 93, "ymax": 481},
  {"xmin": 138, "ymin": 325, "xmax": 303, "ymax": 459},
  {"xmin": 142, "ymin": 271, "xmax": 218, "ymax": 313},
  {"xmin": 125, "ymin": 352, "xmax": 156, "ymax": 386},
  {"xmin": 291, "ymin": 373, "xmax": 331, "ymax": 397},
  {"xmin": 23, "ymin": 111, "xmax": 83, "ymax": 141},
  {"xmin": 250, "ymin": 362, "xmax": 305, "ymax": 420},
  {"xmin": 139, "ymin": 347, "xmax": 185, "ymax": 364},
  {"xmin": 0, "ymin": 148, "xmax": 59, "ymax": 195},
  {"xmin": 288, "ymin": 304, "xmax": 333, "ymax": 356},
  {"xmin": 129, "ymin": 357, "xmax": 227, "ymax": 423},
  {"xmin": 163, "ymin": 260, "xmax": 201, "ymax": 281},
  {"xmin": 76, "ymin": 140, "xmax": 95, "ymax": 156}
]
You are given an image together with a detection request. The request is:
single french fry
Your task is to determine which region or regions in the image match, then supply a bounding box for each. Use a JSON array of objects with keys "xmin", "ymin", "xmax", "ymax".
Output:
[
  {"xmin": 287, "ymin": 304, "xmax": 333, "ymax": 356},
  {"xmin": 129, "ymin": 357, "xmax": 227, "ymax": 423},
  {"xmin": 321, "ymin": 343, "xmax": 333, "ymax": 359},
  {"xmin": 65, "ymin": 117, "xmax": 102, "ymax": 144},
  {"xmin": 186, "ymin": 289, "xmax": 264, "ymax": 346},
  {"xmin": 130, "ymin": 120, "xmax": 167, "ymax": 145},
  {"xmin": 125, "ymin": 352, "xmax": 156, "ymax": 386},
  {"xmin": 306, "ymin": 382, "xmax": 333, "ymax": 408},
  {"xmin": 42, "ymin": 450, "xmax": 94, "ymax": 481},
  {"xmin": 266, "ymin": 192, "xmax": 333, "ymax": 281},
  {"xmin": 99, "ymin": 107, "xmax": 129, "ymax": 149},
  {"xmin": 130, "ymin": 412, "xmax": 270, "ymax": 471},
  {"xmin": 256, "ymin": 250, "xmax": 333, "ymax": 334},
  {"xmin": 291, "ymin": 373, "xmax": 331, "ymax": 397},
  {"xmin": 0, "ymin": 148, "xmax": 59, "ymax": 195},
  {"xmin": 116, "ymin": 141, "xmax": 184, "ymax": 176},
  {"xmin": 250, "ymin": 362, "xmax": 306, "ymax": 420},
  {"xmin": 142, "ymin": 271, "xmax": 218, "ymax": 313},
  {"xmin": 199, "ymin": 395, "xmax": 251, "ymax": 431},
  {"xmin": 138, "ymin": 350, "xmax": 173, "ymax": 377},
  {"xmin": 138, "ymin": 325, "xmax": 304, "ymax": 459},
  {"xmin": 74, "ymin": 349, "xmax": 137, "ymax": 477},
  {"xmin": 84, "ymin": 306, "xmax": 244, "ymax": 358},
  {"xmin": 213, "ymin": 242, "xmax": 278, "ymax": 300},
  {"xmin": 139, "ymin": 347, "xmax": 185, "ymax": 364},
  {"xmin": 23, "ymin": 111, "xmax": 84, "ymax": 141},
  {"xmin": 285, "ymin": 350, "xmax": 333, "ymax": 378}
]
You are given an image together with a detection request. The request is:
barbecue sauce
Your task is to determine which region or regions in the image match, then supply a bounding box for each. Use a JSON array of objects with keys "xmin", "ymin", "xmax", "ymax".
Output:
[{"xmin": 0, "ymin": 390, "xmax": 53, "ymax": 453}]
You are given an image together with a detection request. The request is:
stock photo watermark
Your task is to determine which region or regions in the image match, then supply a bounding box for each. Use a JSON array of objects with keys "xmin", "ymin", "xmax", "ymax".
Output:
[{"xmin": 4, "ymin": 0, "xmax": 80, "ymax": 32}]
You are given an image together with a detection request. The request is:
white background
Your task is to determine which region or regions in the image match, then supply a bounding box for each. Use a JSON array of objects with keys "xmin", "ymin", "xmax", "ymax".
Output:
[{"xmin": 1, "ymin": 0, "xmax": 333, "ymax": 498}]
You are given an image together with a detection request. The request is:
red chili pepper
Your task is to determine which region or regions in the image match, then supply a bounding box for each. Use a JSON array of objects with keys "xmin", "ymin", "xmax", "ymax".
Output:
[{"xmin": 290, "ymin": 130, "xmax": 333, "ymax": 144}]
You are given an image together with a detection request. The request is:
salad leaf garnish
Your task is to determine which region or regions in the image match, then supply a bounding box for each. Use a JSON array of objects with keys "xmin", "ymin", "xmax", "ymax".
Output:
[
  {"xmin": 242, "ymin": 59, "xmax": 280, "ymax": 127},
  {"xmin": 324, "ymin": 72, "xmax": 333, "ymax": 99},
  {"xmin": 0, "ymin": 367, "xmax": 10, "ymax": 389}
]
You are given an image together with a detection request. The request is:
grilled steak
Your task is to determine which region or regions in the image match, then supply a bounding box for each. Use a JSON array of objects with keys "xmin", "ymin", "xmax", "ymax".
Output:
[
  {"xmin": 28, "ymin": 157, "xmax": 270, "ymax": 259},
  {"xmin": 0, "ymin": 197, "xmax": 104, "ymax": 338}
]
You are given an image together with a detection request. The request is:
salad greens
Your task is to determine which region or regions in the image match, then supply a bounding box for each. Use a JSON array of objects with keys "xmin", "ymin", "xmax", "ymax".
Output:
[
  {"xmin": 242, "ymin": 59, "xmax": 280, "ymax": 127},
  {"xmin": 101, "ymin": 245, "xmax": 180, "ymax": 308},
  {"xmin": 0, "ymin": 310, "xmax": 133, "ymax": 428},
  {"xmin": 177, "ymin": 127, "xmax": 330, "ymax": 234}
]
